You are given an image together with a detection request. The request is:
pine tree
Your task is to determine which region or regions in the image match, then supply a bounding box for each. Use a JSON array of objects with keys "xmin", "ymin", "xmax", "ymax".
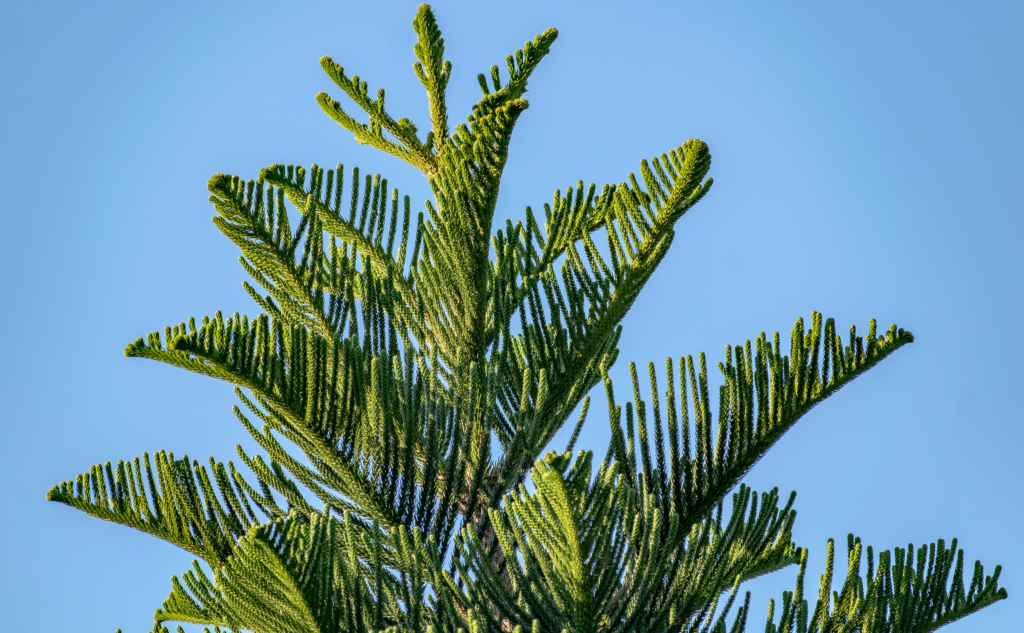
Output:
[{"xmin": 48, "ymin": 5, "xmax": 1006, "ymax": 633}]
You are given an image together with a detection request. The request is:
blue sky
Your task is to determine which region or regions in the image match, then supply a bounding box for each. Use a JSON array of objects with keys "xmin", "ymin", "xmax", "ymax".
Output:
[{"xmin": 1, "ymin": 1, "xmax": 1021, "ymax": 631}]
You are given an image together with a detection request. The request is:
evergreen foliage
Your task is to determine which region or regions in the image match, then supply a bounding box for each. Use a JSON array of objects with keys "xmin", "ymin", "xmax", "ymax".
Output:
[{"xmin": 48, "ymin": 5, "xmax": 1006, "ymax": 632}]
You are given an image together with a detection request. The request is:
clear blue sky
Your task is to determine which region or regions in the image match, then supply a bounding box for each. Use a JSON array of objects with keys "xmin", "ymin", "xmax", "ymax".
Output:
[{"xmin": 2, "ymin": 1, "xmax": 1021, "ymax": 631}]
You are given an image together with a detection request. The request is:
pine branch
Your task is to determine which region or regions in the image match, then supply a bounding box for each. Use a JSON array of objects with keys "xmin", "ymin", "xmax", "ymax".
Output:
[
  {"xmin": 412, "ymin": 4, "xmax": 451, "ymax": 151},
  {"xmin": 488, "ymin": 141, "xmax": 713, "ymax": 496},
  {"xmin": 256, "ymin": 163, "xmax": 431, "ymax": 351},
  {"xmin": 602, "ymin": 486, "xmax": 798, "ymax": 633},
  {"xmin": 207, "ymin": 170, "xmax": 342, "ymax": 341},
  {"xmin": 764, "ymin": 536, "xmax": 1006, "ymax": 633},
  {"xmin": 317, "ymin": 51, "xmax": 437, "ymax": 175},
  {"xmin": 154, "ymin": 511, "xmax": 465, "ymax": 633},
  {"xmin": 123, "ymin": 311, "xmax": 477, "ymax": 544},
  {"xmin": 46, "ymin": 451, "xmax": 278, "ymax": 567},
  {"xmin": 607, "ymin": 313, "xmax": 913, "ymax": 537},
  {"xmin": 457, "ymin": 451, "xmax": 799, "ymax": 633},
  {"xmin": 472, "ymin": 23, "xmax": 559, "ymax": 103},
  {"xmin": 499, "ymin": 140, "xmax": 711, "ymax": 347},
  {"xmin": 155, "ymin": 512, "xmax": 367, "ymax": 633}
]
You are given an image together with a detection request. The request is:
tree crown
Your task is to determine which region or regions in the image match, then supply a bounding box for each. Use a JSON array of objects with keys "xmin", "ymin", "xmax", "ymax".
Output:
[{"xmin": 47, "ymin": 5, "xmax": 1005, "ymax": 633}]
